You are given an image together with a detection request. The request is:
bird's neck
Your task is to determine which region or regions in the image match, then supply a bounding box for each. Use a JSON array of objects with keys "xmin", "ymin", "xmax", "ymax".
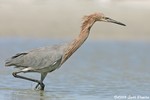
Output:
[{"xmin": 61, "ymin": 18, "xmax": 96, "ymax": 64}]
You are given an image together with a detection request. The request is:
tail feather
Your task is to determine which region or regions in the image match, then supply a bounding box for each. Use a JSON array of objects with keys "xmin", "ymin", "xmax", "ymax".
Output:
[
  {"xmin": 5, "ymin": 52, "xmax": 27, "ymax": 67},
  {"xmin": 5, "ymin": 59, "xmax": 13, "ymax": 67}
]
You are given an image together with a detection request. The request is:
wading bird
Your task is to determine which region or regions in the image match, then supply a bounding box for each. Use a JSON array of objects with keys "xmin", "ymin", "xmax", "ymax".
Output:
[{"xmin": 5, "ymin": 12, "xmax": 125, "ymax": 90}]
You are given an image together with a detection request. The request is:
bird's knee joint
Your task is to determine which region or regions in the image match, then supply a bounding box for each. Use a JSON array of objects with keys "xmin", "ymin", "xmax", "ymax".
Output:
[{"xmin": 12, "ymin": 72, "xmax": 17, "ymax": 77}]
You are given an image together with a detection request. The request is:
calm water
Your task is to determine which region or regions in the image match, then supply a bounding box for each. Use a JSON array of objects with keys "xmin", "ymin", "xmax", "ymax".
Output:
[{"xmin": 0, "ymin": 38, "xmax": 150, "ymax": 100}]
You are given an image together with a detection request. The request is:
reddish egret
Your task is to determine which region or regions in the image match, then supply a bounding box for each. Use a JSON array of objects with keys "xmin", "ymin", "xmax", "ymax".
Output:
[{"xmin": 5, "ymin": 12, "xmax": 125, "ymax": 90}]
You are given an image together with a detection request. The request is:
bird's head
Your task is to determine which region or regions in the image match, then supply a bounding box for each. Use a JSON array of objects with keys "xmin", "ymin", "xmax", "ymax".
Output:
[
  {"xmin": 94, "ymin": 12, "xmax": 126, "ymax": 26},
  {"xmin": 81, "ymin": 12, "xmax": 126, "ymax": 31}
]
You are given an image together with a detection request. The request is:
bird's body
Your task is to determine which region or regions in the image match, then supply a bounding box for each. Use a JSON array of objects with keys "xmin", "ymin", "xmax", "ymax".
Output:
[
  {"xmin": 5, "ymin": 44, "xmax": 68, "ymax": 73},
  {"xmin": 5, "ymin": 12, "xmax": 125, "ymax": 90}
]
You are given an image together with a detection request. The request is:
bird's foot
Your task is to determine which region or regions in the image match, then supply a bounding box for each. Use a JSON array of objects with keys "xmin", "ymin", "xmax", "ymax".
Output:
[{"xmin": 34, "ymin": 82, "xmax": 45, "ymax": 91}]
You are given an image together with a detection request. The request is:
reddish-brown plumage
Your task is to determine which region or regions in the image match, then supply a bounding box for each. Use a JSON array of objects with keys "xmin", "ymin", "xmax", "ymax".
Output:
[{"xmin": 61, "ymin": 13, "xmax": 102, "ymax": 64}]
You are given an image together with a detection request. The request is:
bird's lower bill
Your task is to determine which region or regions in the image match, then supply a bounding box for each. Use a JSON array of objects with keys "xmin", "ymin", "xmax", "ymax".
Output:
[{"xmin": 105, "ymin": 17, "xmax": 126, "ymax": 26}]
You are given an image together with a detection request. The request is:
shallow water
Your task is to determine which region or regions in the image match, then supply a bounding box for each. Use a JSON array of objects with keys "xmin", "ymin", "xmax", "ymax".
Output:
[{"xmin": 0, "ymin": 38, "xmax": 150, "ymax": 100}]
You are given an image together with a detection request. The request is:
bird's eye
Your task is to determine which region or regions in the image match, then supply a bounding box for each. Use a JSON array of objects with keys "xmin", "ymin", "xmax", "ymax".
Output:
[{"xmin": 105, "ymin": 17, "xmax": 109, "ymax": 19}]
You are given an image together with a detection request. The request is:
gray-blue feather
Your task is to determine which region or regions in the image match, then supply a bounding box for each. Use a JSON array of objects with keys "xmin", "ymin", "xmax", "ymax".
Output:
[{"xmin": 5, "ymin": 44, "xmax": 68, "ymax": 72}]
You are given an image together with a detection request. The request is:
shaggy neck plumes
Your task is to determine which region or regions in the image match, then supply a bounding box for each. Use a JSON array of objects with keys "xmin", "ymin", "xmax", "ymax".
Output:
[{"xmin": 61, "ymin": 15, "xmax": 96, "ymax": 64}]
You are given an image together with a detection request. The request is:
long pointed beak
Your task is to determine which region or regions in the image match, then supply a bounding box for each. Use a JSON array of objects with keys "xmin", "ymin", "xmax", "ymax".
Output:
[{"xmin": 105, "ymin": 17, "xmax": 126, "ymax": 26}]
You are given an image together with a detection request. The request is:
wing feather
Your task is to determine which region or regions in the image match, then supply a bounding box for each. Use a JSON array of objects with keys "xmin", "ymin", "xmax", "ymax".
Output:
[{"xmin": 5, "ymin": 45, "xmax": 66, "ymax": 69}]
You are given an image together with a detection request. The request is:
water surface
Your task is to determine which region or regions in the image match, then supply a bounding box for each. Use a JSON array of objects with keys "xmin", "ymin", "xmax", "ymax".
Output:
[{"xmin": 0, "ymin": 38, "xmax": 150, "ymax": 100}]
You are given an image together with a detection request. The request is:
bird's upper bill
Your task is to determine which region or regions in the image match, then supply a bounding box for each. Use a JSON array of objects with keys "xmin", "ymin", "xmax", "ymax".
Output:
[
  {"xmin": 102, "ymin": 17, "xmax": 126, "ymax": 26},
  {"xmin": 92, "ymin": 12, "xmax": 126, "ymax": 26}
]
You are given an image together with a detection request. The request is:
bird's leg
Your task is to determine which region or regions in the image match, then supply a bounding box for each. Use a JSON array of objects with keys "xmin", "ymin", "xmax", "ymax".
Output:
[
  {"xmin": 12, "ymin": 72, "xmax": 40, "ymax": 83},
  {"xmin": 35, "ymin": 83, "xmax": 40, "ymax": 89},
  {"xmin": 12, "ymin": 71, "xmax": 45, "ymax": 90},
  {"xmin": 35, "ymin": 73, "xmax": 47, "ymax": 90},
  {"xmin": 36, "ymin": 82, "xmax": 45, "ymax": 90}
]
